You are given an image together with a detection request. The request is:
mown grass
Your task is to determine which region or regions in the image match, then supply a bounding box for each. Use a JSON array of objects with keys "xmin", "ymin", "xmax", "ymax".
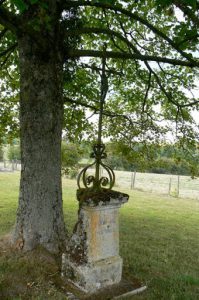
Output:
[{"xmin": 0, "ymin": 172, "xmax": 199, "ymax": 299}]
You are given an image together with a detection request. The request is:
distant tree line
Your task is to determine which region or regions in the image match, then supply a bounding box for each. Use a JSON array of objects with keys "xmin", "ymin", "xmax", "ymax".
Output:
[
  {"xmin": 0, "ymin": 139, "xmax": 21, "ymax": 161},
  {"xmin": 0, "ymin": 139, "xmax": 198, "ymax": 177},
  {"xmin": 104, "ymin": 142, "xmax": 199, "ymax": 177},
  {"xmin": 0, "ymin": 146, "xmax": 3, "ymax": 161}
]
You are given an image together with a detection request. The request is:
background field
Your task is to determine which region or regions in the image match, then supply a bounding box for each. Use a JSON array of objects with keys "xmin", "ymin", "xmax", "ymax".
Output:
[
  {"xmin": 1, "ymin": 161, "xmax": 199, "ymax": 200},
  {"xmin": 114, "ymin": 170, "xmax": 199, "ymax": 200},
  {"xmin": 0, "ymin": 172, "xmax": 199, "ymax": 299},
  {"xmin": 86, "ymin": 169, "xmax": 199, "ymax": 200}
]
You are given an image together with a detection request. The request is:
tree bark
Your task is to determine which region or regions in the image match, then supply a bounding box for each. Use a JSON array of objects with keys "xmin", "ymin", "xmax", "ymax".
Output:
[{"xmin": 13, "ymin": 34, "xmax": 67, "ymax": 253}]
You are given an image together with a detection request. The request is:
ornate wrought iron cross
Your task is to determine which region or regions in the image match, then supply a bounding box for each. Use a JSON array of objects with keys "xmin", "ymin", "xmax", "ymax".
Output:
[{"xmin": 77, "ymin": 53, "xmax": 115, "ymax": 191}]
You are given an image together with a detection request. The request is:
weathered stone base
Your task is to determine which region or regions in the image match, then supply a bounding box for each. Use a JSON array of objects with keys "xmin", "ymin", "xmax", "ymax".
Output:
[
  {"xmin": 62, "ymin": 189, "xmax": 129, "ymax": 294},
  {"xmin": 62, "ymin": 254, "xmax": 123, "ymax": 293}
]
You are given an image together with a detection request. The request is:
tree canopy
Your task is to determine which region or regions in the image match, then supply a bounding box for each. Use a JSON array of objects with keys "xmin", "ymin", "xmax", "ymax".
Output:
[{"xmin": 0, "ymin": 0, "xmax": 199, "ymax": 147}]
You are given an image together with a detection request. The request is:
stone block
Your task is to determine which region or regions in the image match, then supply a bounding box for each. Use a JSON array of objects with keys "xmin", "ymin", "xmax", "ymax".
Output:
[
  {"xmin": 83, "ymin": 205, "xmax": 120, "ymax": 262},
  {"xmin": 62, "ymin": 255, "xmax": 123, "ymax": 293},
  {"xmin": 62, "ymin": 189, "xmax": 129, "ymax": 293}
]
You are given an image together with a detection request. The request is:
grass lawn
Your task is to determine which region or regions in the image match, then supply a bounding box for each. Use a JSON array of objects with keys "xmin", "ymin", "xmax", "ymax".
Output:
[{"xmin": 0, "ymin": 172, "xmax": 199, "ymax": 299}]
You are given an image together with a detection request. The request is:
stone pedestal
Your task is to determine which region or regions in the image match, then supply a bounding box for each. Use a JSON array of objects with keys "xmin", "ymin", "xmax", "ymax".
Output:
[{"xmin": 62, "ymin": 189, "xmax": 129, "ymax": 293}]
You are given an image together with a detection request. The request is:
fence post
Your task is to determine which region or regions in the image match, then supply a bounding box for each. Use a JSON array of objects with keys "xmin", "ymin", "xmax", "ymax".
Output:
[
  {"xmin": 168, "ymin": 178, "xmax": 172, "ymax": 196},
  {"xmin": 4, "ymin": 160, "xmax": 6, "ymax": 168},
  {"xmin": 12, "ymin": 160, "xmax": 14, "ymax": 171},
  {"xmin": 177, "ymin": 175, "xmax": 180, "ymax": 198},
  {"xmin": 131, "ymin": 171, "xmax": 136, "ymax": 189}
]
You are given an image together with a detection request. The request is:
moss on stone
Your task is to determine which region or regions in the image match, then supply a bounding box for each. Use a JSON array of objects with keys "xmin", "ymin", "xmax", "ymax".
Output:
[{"xmin": 76, "ymin": 188, "xmax": 129, "ymax": 206}]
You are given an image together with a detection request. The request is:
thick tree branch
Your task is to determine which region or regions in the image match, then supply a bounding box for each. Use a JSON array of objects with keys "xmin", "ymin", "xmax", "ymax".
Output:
[
  {"xmin": 64, "ymin": 0, "xmax": 196, "ymax": 63},
  {"xmin": 67, "ymin": 49, "xmax": 199, "ymax": 68},
  {"xmin": 65, "ymin": 27, "xmax": 137, "ymax": 52}
]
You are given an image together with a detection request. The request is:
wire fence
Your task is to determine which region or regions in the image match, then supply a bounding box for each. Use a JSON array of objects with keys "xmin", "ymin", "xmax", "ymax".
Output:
[
  {"xmin": 0, "ymin": 161, "xmax": 198, "ymax": 200},
  {"xmin": 92, "ymin": 168, "xmax": 199, "ymax": 200},
  {"xmin": 114, "ymin": 170, "xmax": 199, "ymax": 200},
  {"xmin": 0, "ymin": 160, "xmax": 21, "ymax": 172}
]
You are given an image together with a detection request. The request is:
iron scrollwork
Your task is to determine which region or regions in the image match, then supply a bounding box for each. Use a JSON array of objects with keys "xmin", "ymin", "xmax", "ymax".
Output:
[
  {"xmin": 77, "ymin": 46, "xmax": 115, "ymax": 191},
  {"xmin": 77, "ymin": 143, "xmax": 115, "ymax": 190}
]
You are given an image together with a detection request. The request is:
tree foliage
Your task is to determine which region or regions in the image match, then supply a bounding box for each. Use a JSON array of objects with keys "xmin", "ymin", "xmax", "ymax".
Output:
[
  {"xmin": 0, "ymin": 0, "xmax": 198, "ymax": 174},
  {"xmin": 7, "ymin": 140, "xmax": 20, "ymax": 160},
  {"xmin": 0, "ymin": 145, "xmax": 4, "ymax": 160},
  {"xmin": 61, "ymin": 142, "xmax": 81, "ymax": 177},
  {"xmin": 0, "ymin": 0, "xmax": 198, "ymax": 146},
  {"xmin": 105, "ymin": 141, "xmax": 199, "ymax": 176}
]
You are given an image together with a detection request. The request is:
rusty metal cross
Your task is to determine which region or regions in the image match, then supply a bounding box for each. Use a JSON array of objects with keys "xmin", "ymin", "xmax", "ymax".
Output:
[{"xmin": 77, "ymin": 48, "xmax": 115, "ymax": 191}]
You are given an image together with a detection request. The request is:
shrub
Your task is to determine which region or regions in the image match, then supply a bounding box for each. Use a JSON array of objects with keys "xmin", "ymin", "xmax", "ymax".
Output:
[
  {"xmin": 61, "ymin": 142, "xmax": 81, "ymax": 177},
  {"xmin": 7, "ymin": 144, "xmax": 21, "ymax": 161}
]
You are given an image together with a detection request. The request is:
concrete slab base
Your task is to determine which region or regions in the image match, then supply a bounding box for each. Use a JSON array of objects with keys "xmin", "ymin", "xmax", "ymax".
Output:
[{"xmin": 62, "ymin": 254, "xmax": 123, "ymax": 293}]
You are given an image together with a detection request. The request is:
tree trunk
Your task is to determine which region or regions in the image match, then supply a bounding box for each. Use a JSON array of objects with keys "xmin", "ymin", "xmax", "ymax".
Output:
[{"xmin": 13, "ymin": 34, "xmax": 67, "ymax": 253}]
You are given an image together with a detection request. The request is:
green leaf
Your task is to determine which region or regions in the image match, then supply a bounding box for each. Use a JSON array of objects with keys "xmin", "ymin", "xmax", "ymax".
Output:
[{"xmin": 11, "ymin": 0, "xmax": 28, "ymax": 12}]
